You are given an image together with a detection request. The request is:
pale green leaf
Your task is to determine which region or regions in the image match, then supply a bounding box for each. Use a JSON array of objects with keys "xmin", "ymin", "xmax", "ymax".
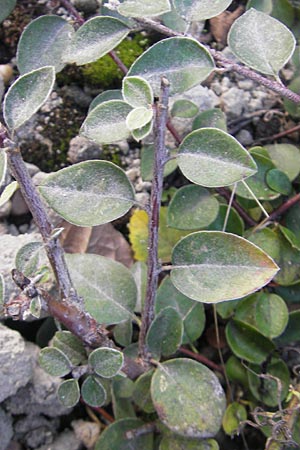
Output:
[
  {"xmin": 192, "ymin": 108, "xmax": 227, "ymax": 132},
  {"xmin": 63, "ymin": 16, "xmax": 129, "ymax": 65},
  {"xmin": 0, "ymin": 181, "xmax": 18, "ymax": 207},
  {"xmin": 228, "ymin": 8, "xmax": 296, "ymax": 76},
  {"xmin": 89, "ymin": 347, "xmax": 124, "ymax": 378},
  {"xmin": 255, "ymin": 293, "xmax": 289, "ymax": 338},
  {"xmin": 53, "ymin": 331, "xmax": 86, "ymax": 366},
  {"xmin": 151, "ymin": 359, "xmax": 226, "ymax": 437},
  {"xmin": 127, "ymin": 37, "xmax": 215, "ymax": 96},
  {"xmin": 246, "ymin": 0, "xmax": 273, "ymax": 13},
  {"xmin": 95, "ymin": 418, "xmax": 153, "ymax": 450},
  {"xmin": 4, "ymin": 66, "xmax": 55, "ymax": 130},
  {"xmin": 38, "ymin": 347, "xmax": 72, "ymax": 377},
  {"xmin": 66, "ymin": 253, "xmax": 137, "ymax": 325},
  {"xmin": 58, "ymin": 379, "xmax": 80, "ymax": 408},
  {"xmin": 89, "ymin": 89, "xmax": 123, "ymax": 112},
  {"xmin": 133, "ymin": 370, "xmax": 155, "ymax": 413},
  {"xmin": 222, "ymin": 402, "xmax": 247, "ymax": 435},
  {"xmin": 160, "ymin": 436, "xmax": 219, "ymax": 450},
  {"xmin": 141, "ymin": 145, "xmax": 177, "ymax": 181},
  {"xmin": 177, "ymin": 128, "xmax": 257, "ymax": 187},
  {"xmin": 265, "ymin": 143, "xmax": 300, "ymax": 181},
  {"xmin": 0, "ymin": 0, "xmax": 16, "ymax": 22},
  {"xmin": 15, "ymin": 241, "xmax": 45, "ymax": 277},
  {"xmin": 171, "ymin": 231, "xmax": 279, "ymax": 303},
  {"xmin": 80, "ymin": 100, "xmax": 132, "ymax": 144},
  {"xmin": 173, "ymin": 0, "xmax": 232, "ymax": 21},
  {"xmin": 0, "ymin": 151, "xmax": 7, "ymax": 188},
  {"xmin": 17, "ymin": 16, "xmax": 74, "ymax": 74},
  {"xmin": 131, "ymin": 261, "xmax": 147, "ymax": 312},
  {"xmin": 117, "ymin": 0, "xmax": 171, "ymax": 18},
  {"xmin": 126, "ymin": 106, "xmax": 153, "ymax": 130},
  {"xmin": 39, "ymin": 161, "xmax": 135, "ymax": 227},
  {"xmin": 81, "ymin": 376, "xmax": 107, "ymax": 407},
  {"xmin": 122, "ymin": 76, "xmax": 153, "ymax": 107},
  {"xmin": 131, "ymin": 119, "xmax": 153, "ymax": 141},
  {"xmin": 171, "ymin": 99, "xmax": 198, "ymax": 118}
]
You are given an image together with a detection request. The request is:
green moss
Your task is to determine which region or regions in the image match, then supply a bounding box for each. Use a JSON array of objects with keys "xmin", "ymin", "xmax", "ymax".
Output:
[{"xmin": 82, "ymin": 34, "xmax": 149, "ymax": 88}]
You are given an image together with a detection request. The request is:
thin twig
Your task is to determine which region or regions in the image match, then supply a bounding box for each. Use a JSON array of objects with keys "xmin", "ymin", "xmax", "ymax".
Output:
[
  {"xmin": 255, "ymin": 123, "xmax": 300, "ymax": 144},
  {"xmin": 138, "ymin": 78, "xmax": 170, "ymax": 360},
  {"xmin": 216, "ymin": 187, "xmax": 257, "ymax": 227},
  {"xmin": 179, "ymin": 346, "xmax": 224, "ymax": 374}
]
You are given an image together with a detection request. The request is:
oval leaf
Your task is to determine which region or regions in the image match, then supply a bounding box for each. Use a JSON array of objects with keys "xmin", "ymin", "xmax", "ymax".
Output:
[
  {"xmin": 171, "ymin": 99, "xmax": 198, "ymax": 118},
  {"xmin": 39, "ymin": 161, "xmax": 135, "ymax": 227},
  {"xmin": 167, "ymin": 185, "xmax": 219, "ymax": 230},
  {"xmin": 4, "ymin": 66, "xmax": 55, "ymax": 131},
  {"xmin": 171, "ymin": 231, "xmax": 279, "ymax": 303},
  {"xmin": 63, "ymin": 16, "xmax": 129, "ymax": 65},
  {"xmin": 0, "ymin": 181, "xmax": 18, "ymax": 207},
  {"xmin": 95, "ymin": 418, "xmax": 153, "ymax": 450},
  {"xmin": 89, "ymin": 347, "xmax": 124, "ymax": 378},
  {"xmin": 0, "ymin": 0, "xmax": 16, "ymax": 22},
  {"xmin": 133, "ymin": 370, "xmax": 155, "ymax": 413},
  {"xmin": 131, "ymin": 119, "xmax": 153, "ymax": 141},
  {"xmin": 38, "ymin": 347, "xmax": 72, "ymax": 377},
  {"xmin": 255, "ymin": 293, "xmax": 289, "ymax": 338},
  {"xmin": 222, "ymin": 402, "xmax": 247, "ymax": 435},
  {"xmin": 66, "ymin": 253, "xmax": 137, "ymax": 325},
  {"xmin": 127, "ymin": 37, "xmax": 215, "ymax": 96},
  {"xmin": 81, "ymin": 375, "xmax": 106, "ymax": 407},
  {"xmin": 177, "ymin": 128, "xmax": 257, "ymax": 187},
  {"xmin": 225, "ymin": 319, "xmax": 275, "ymax": 364},
  {"xmin": 192, "ymin": 108, "xmax": 227, "ymax": 132},
  {"xmin": 89, "ymin": 89, "xmax": 123, "ymax": 112},
  {"xmin": 228, "ymin": 8, "xmax": 296, "ymax": 76},
  {"xmin": 266, "ymin": 169, "xmax": 292, "ymax": 195},
  {"xmin": 151, "ymin": 359, "xmax": 226, "ymax": 438},
  {"xmin": 122, "ymin": 75, "xmax": 153, "ymax": 107},
  {"xmin": 17, "ymin": 15, "xmax": 74, "ymax": 74},
  {"xmin": 53, "ymin": 331, "xmax": 86, "ymax": 366},
  {"xmin": 58, "ymin": 379, "xmax": 80, "ymax": 408},
  {"xmin": 15, "ymin": 241, "xmax": 45, "ymax": 277},
  {"xmin": 173, "ymin": 0, "xmax": 232, "ymax": 21},
  {"xmin": 265, "ymin": 143, "xmax": 300, "ymax": 181},
  {"xmin": 118, "ymin": 0, "xmax": 171, "ymax": 17},
  {"xmin": 80, "ymin": 100, "xmax": 132, "ymax": 144},
  {"xmin": 126, "ymin": 106, "xmax": 153, "ymax": 130}
]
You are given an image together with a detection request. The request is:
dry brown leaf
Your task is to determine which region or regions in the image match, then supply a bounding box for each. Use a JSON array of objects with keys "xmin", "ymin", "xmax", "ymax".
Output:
[{"xmin": 210, "ymin": 6, "xmax": 244, "ymax": 45}]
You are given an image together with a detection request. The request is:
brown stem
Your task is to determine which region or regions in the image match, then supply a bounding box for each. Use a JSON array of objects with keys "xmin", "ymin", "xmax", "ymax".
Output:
[
  {"xmin": 179, "ymin": 346, "xmax": 224, "ymax": 374},
  {"xmin": 216, "ymin": 187, "xmax": 257, "ymax": 227},
  {"xmin": 267, "ymin": 193, "xmax": 300, "ymax": 223},
  {"xmin": 255, "ymin": 123, "xmax": 300, "ymax": 144},
  {"xmin": 138, "ymin": 78, "xmax": 170, "ymax": 360}
]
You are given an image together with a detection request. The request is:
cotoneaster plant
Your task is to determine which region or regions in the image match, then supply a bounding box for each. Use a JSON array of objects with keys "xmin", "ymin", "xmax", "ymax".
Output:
[{"xmin": 1, "ymin": 1, "xmax": 300, "ymax": 448}]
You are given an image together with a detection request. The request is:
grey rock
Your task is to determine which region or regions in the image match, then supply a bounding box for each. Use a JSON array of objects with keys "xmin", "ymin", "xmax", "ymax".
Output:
[
  {"xmin": 13, "ymin": 415, "xmax": 59, "ymax": 449},
  {"xmin": 221, "ymin": 87, "xmax": 251, "ymax": 118},
  {"xmin": 235, "ymin": 129, "xmax": 253, "ymax": 146},
  {"xmin": 11, "ymin": 190, "xmax": 30, "ymax": 216},
  {"xmin": 0, "ymin": 326, "xmax": 37, "ymax": 402},
  {"xmin": 25, "ymin": 163, "xmax": 40, "ymax": 177},
  {"xmin": 37, "ymin": 429, "xmax": 82, "ymax": 450},
  {"xmin": 72, "ymin": 0, "xmax": 99, "ymax": 14},
  {"xmin": 0, "ymin": 407, "xmax": 13, "ymax": 450},
  {"xmin": 61, "ymin": 85, "xmax": 92, "ymax": 109},
  {"xmin": 68, "ymin": 136, "xmax": 103, "ymax": 164}
]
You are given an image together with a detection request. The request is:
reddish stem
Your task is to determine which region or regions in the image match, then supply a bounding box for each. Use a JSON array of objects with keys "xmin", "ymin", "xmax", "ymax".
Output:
[{"xmin": 179, "ymin": 346, "xmax": 224, "ymax": 374}]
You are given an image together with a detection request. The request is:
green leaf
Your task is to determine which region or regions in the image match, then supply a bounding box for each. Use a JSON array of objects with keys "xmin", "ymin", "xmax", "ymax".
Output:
[
  {"xmin": 66, "ymin": 253, "xmax": 137, "ymax": 325},
  {"xmin": 156, "ymin": 276, "xmax": 205, "ymax": 344},
  {"xmin": 247, "ymin": 359, "xmax": 290, "ymax": 407},
  {"xmin": 207, "ymin": 205, "xmax": 244, "ymax": 236},
  {"xmin": 89, "ymin": 347, "xmax": 124, "ymax": 378},
  {"xmin": 192, "ymin": 108, "xmax": 227, "ymax": 132},
  {"xmin": 255, "ymin": 293, "xmax": 289, "ymax": 338},
  {"xmin": 0, "ymin": 151, "xmax": 7, "ymax": 188},
  {"xmin": 222, "ymin": 402, "xmax": 247, "ymax": 435},
  {"xmin": 15, "ymin": 241, "xmax": 45, "ymax": 277},
  {"xmin": 133, "ymin": 370, "xmax": 155, "ymax": 413},
  {"xmin": 266, "ymin": 169, "xmax": 292, "ymax": 195},
  {"xmin": 58, "ymin": 379, "xmax": 80, "ymax": 408},
  {"xmin": 146, "ymin": 307, "xmax": 183, "ymax": 359},
  {"xmin": 283, "ymin": 77, "xmax": 300, "ymax": 118},
  {"xmin": 0, "ymin": 181, "xmax": 18, "ymax": 207},
  {"xmin": 167, "ymin": 185, "xmax": 219, "ymax": 230},
  {"xmin": 81, "ymin": 375, "xmax": 107, "ymax": 407},
  {"xmin": 161, "ymin": 5, "xmax": 188, "ymax": 33},
  {"xmin": 225, "ymin": 319, "xmax": 275, "ymax": 364},
  {"xmin": 265, "ymin": 143, "xmax": 300, "ymax": 181},
  {"xmin": 228, "ymin": 8, "xmax": 296, "ymax": 76},
  {"xmin": 160, "ymin": 436, "xmax": 219, "ymax": 450},
  {"xmin": 171, "ymin": 99, "xmax": 198, "ymax": 118},
  {"xmin": 113, "ymin": 320, "xmax": 133, "ymax": 347},
  {"xmin": 141, "ymin": 145, "xmax": 177, "ymax": 181},
  {"xmin": 171, "ymin": 231, "xmax": 278, "ymax": 303},
  {"xmin": 38, "ymin": 347, "xmax": 72, "ymax": 377},
  {"xmin": 225, "ymin": 355, "xmax": 249, "ymax": 387},
  {"xmin": 131, "ymin": 120, "xmax": 153, "ymax": 141},
  {"xmin": 131, "ymin": 261, "xmax": 147, "ymax": 312},
  {"xmin": 0, "ymin": 0, "xmax": 16, "ymax": 22},
  {"xmin": 122, "ymin": 76, "xmax": 153, "ymax": 108},
  {"xmin": 246, "ymin": 0, "xmax": 273, "ymax": 13},
  {"xmin": 173, "ymin": 0, "xmax": 232, "ymax": 21},
  {"xmin": 63, "ymin": 16, "xmax": 129, "ymax": 65},
  {"xmin": 127, "ymin": 37, "xmax": 215, "ymax": 96},
  {"xmin": 53, "ymin": 331, "xmax": 86, "ymax": 366},
  {"xmin": 80, "ymin": 100, "xmax": 132, "ymax": 144},
  {"xmin": 117, "ymin": 0, "xmax": 171, "ymax": 17},
  {"xmin": 3, "ymin": 66, "xmax": 55, "ymax": 131},
  {"xmin": 126, "ymin": 106, "xmax": 153, "ymax": 130},
  {"xmin": 39, "ymin": 161, "xmax": 135, "ymax": 227},
  {"xmin": 151, "ymin": 359, "xmax": 226, "ymax": 437},
  {"xmin": 177, "ymin": 128, "xmax": 257, "ymax": 188},
  {"xmin": 275, "ymin": 310, "xmax": 300, "ymax": 344},
  {"xmin": 95, "ymin": 418, "xmax": 154, "ymax": 450},
  {"xmin": 17, "ymin": 16, "xmax": 74, "ymax": 74},
  {"xmin": 89, "ymin": 89, "xmax": 123, "ymax": 112}
]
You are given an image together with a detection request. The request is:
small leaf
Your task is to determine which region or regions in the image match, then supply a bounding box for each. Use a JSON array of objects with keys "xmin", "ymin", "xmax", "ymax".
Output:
[
  {"xmin": 207, "ymin": 205, "xmax": 244, "ymax": 236},
  {"xmin": 53, "ymin": 331, "xmax": 86, "ymax": 366},
  {"xmin": 174, "ymin": 0, "xmax": 232, "ymax": 21},
  {"xmin": 89, "ymin": 347, "xmax": 124, "ymax": 378},
  {"xmin": 0, "ymin": 151, "xmax": 7, "ymax": 188},
  {"xmin": 192, "ymin": 109, "xmax": 227, "ymax": 132},
  {"xmin": 156, "ymin": 276, "xmax": 205, "ymax": 344},
  {"xmin": 38, "ymin": 347, "xmax": 72, "ymax": 377},
  {"xmin": 127, "ymin": 37, "xmax": 215, "ymax": 96},
  {"xmin": 146, "ymin": 307, "xmax": 183, "ymax": 359},
  {"xmin": 89, "ymin": 89, "xmax": 123, "ymax": 112},
  {"xmin": 265, "ymin": 143, "xmax": 300, "ymax": 181},
  {"xmin": 160, "ymin": 435, "xmax": 219, "ymax": 450},
  {"xmin": 167, "ymin": 185, "xmax": 219, "ymax": 230},
  {"xmin": 255, "ymin": 293, "xmax": 289, "ymax": 338},
  {"xmin": 39, "ymin": 161, "xmax": 135, "ymax": 227},
  {"xmin": 0, "ymin": 181, "xmax": 18, "ymax": 207},
  {"xmin": 15, "ymin": 241, "xmax": 45, "ymax": 276},
  {"xmin": 228, "ymin": 8, "xmax": 296, "ymax": 76},
  {"xmin": 279, "ymin": 225, "xmax": 300, "ymax": 251},
  {"xmin": 225, "ymin": 355, "xmax": 249, "ymax": 387},
  {"xmin": 275, "ymin": 310, "xmax": 300, "ymax": 344},
  {"xmin": 141, "ymin": 145, "xmax": 177, "ymax": 181},
  {"xmin": 113, "ymin": 320, "xmax": 133, "ymax": 347},
  {"xmin": 66, "ymin": 253, "xmax": 137, "ymax": 325},
  {"xmin": 4, "ymin": 66, "xmax": 55, "ymax": 131},
  {"xmin": 17, "ymin": 16, "xmax": 74, "ymax": 74},
  {"xmin": 225, "ymin": 319, "xmax": 275, "ymax": 364},
  {"xmin": 80, "ymin": 100, "xmax": 132, "ymax": 144},
  {"xmin": 133, "ymin": 370, "xmax": 155, "ymax": 413},
  {"xmin": 122, "ymin": 76, "xmax": 153, "ymax": 108},
  {"xmin": 171, "ymin": 231, "xmax": 278, "ymax": 303},
  {"xmin": 63, "ymin": 16, "xmax": 129, "ymax": 65},
  {"xmin": 151, "ymin": 359, "xmax": 226, "ymax": 438},
  {"xmin": 58, "ymin": 379, "xmax": 80, "ymax": 408},
  {"xmin": 171, "ymin": 99, "xmax": 198, "ymax": 118},
  {"xmin": 177, "ymin": 128, "xmax": 257, "ymax": 187},
  {"xmin": 131, "ymin": 120, "xmax": 153, "ymax": 141},
  {"xmin": 222, "ymin": 402, "xmax": 247, "ymax": 435},
  {"xmin": 81, "ymin": 375, "xmax": 107, "ymax": 407},
  {"xmin": 0, "ymin": 0, "xmax": 16, "ymax": 22},
  {"xmin": 131, "ymin": 261, "xmax": 147, "ymax": 312},
  {"xmin": 117, "ymin": 0, "xmax": 171, "ymax": 17},
  {"xmin": 246, "ymin": 0, "xmax": 273, "ymax": 13},
  {"xmin": 95, "ymin": 418, "xmax": 154, "ymax": 450},
  {"xmin": 126, "ymin": 106, "xmax": 153, "ymax": 130},
  {"xmin": 266, "ymin": 169, "xmax": 292, "ymax": 195}
]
